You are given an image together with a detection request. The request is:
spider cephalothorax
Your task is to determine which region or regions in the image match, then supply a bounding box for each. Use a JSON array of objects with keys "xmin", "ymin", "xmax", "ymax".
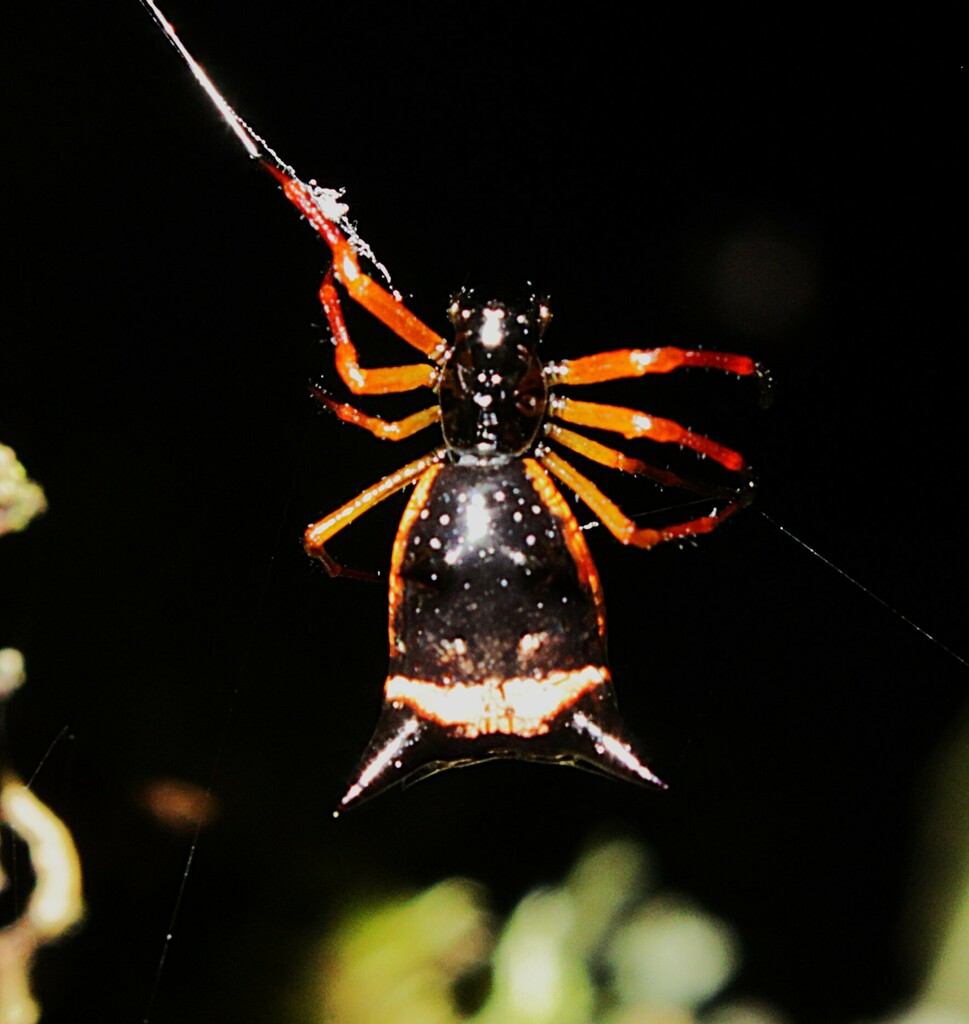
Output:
[{"xmin": 440, "ymin": 296, "xmax": 550, "ymax": 458}]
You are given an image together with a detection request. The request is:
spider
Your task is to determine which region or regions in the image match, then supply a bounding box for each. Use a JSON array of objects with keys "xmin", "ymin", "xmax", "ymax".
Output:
[{"xmin": 141, "ymin": 0, "xmax": 763, "ymax": 811}]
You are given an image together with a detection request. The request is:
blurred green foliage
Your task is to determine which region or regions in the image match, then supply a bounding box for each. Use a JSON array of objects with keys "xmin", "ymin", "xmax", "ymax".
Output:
[{"xmin": 301, "ymin": 839, "xmax": 785, "ymax": 1024}]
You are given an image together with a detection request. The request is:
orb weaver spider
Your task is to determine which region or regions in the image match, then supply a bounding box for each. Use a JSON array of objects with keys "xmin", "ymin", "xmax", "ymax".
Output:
[{"xmin": 141, "ymin": 0, "xmax": 764, "ymax": 811}]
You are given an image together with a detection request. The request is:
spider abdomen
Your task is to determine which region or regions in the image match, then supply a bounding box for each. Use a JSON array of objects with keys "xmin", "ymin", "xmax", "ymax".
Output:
[
  {"xmin": 390, "ymin": 460, "xmax": 604, "ymax": 685},
  {"xmin": 336, "ymin": 458, "xmax": 665, "ymax": 809}
]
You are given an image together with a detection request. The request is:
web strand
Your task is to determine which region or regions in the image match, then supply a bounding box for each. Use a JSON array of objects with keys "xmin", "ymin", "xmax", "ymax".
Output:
[
  {"xmin": 758, "ymin": 509, "xmax": 969, "ymax": 672},
  {"xmin": 137, "ymin": 0, "xmax": 393, "ymax": 285}
]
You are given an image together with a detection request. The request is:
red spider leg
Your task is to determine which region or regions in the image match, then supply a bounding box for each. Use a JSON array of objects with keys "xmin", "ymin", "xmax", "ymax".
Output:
[
  {"xmin": 263, "ymin": 166, "xmax": 449, "ymax": 379},
  {"xmin": 544, "ymin": 423, "xmax": 740, "ymax": 495},
  {"xmin": 314, "ymin": 392, "xmax": 441, "ymax": 441},
  {"xmin": 544, "ymin": 423, "xmax": 649, "ymax": 474},
  {"xmin": 304, "ymin": 449, "xmax": 446, "ymax": 578},
  {"xmin": 139, "ymin": 1, "xmax": 445, "ymax": 389},
  {"xmin": 317, "ymin": 267, "xmax": 437, "ymax": 395},
  {"xmin": 539, "ymin": 449, "xmax": 751, "ymax": 549},
  {"xmin": 546, "ymin": 346, "xmax": 757, "ymax": 385},
  {"xmin": 550, "ymin": 397, "xmax": 747, "ymax": 472}
]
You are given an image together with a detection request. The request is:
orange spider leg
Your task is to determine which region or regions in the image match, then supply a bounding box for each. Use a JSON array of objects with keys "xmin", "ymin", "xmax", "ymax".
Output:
[
  {"xmin": 544, "ymin": 424, "xmax": 734, "ymax": 494},
  {"xmin": 264, "ymin": 166, "xmax": 449, "ymax": 385},
  {"xmin": 319, "ymin": 268, "xmax": 439, "ymax": 395},
  {"xmin": 548, "ymin": 346, "xmax": 757, "ymax": 385},
  {"xmin": 304, "ymin": 449, "xmax": 446, "ymax": 578},
  {"xmin": 551, "ymin": 397, "xmax": 746, "ymax": 472},
  {"xmin": 539, "ymin": 449, "xmax": 751, "ymax": 550},
  {"xmin": 545, "ymin": 424, "xmax": 648, "ymax": 475},
  {"xmin": 316, "ymin": 393, "xmax": 441, "ymax": 441}
]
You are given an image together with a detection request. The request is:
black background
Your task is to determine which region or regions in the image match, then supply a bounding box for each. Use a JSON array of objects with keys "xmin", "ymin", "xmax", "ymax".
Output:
[{"xmin": 2, "ymin": 5, "xmax": 966, "ymax": 1022}]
